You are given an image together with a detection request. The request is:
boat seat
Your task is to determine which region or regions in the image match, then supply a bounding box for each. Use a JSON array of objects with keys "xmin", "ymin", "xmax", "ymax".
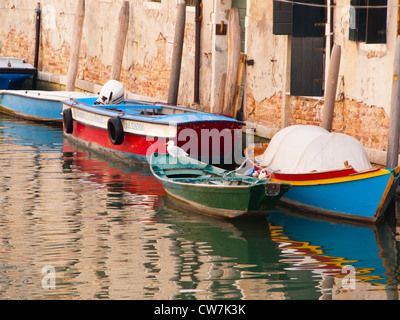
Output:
[
  {"xmin": 104, "ymin": 104, "xmax": 163, "ymax": 115},
  {"xmin": 171, "ymin": 176, "xmax": 253, "ymax": 184}
]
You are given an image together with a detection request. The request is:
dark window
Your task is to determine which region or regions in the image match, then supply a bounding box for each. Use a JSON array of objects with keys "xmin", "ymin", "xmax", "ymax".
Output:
[
  {"xmin": 273, "ymin": 0, "xmax": 326, "ymax": 96},
  {"xmin": 273, "ymin": 0, "xmax": 325, "ymax": 36},
  {"xmin": 349, "ymin": 0, "xmax": 387, "ymax": 43},
  {"xmin": 292, "ymin": 0, "xmax": 325, "ymax": 37},
  {"xmin": 290, "ymin": 37, "xmax": 325, "ymax": 96}
]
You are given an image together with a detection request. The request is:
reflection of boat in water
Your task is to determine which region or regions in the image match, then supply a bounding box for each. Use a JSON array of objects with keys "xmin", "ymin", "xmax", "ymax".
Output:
[
  {"xmin": 0, "ymin": 113, "xmax": 63, "ymax": 150},
  {"xmin": 63, "ymin": 141, "xmax": 165, "ymax": 211},
  {"xmin": 158, "ymin": 198, "xmax": 400, "ymax": 299},
  {"xmin": 267, "ymin": 208, "xmax": 399, "ymax": 295}
]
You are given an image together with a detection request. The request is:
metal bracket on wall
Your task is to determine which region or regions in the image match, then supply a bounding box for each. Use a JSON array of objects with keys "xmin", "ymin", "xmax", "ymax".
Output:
[{"xmin": 216, "ymin": 21, "xmax": 227, "ymax": 35}]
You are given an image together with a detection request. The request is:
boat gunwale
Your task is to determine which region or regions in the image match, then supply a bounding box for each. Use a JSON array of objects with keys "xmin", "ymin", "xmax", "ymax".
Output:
[
  {"xmin": 244, "ymin": 145, "xmax": 398, "ymax": 184},
  {"xmin": 0, "ymin": 90, "xmax": 95, "ymax": 103},
  {"xmin": 149, "ymin": 155, "xmax": 289, "ymax": 190},
  {"xmin": 63, "ymin": 98, "xmax": 245, "ymax": 126}
]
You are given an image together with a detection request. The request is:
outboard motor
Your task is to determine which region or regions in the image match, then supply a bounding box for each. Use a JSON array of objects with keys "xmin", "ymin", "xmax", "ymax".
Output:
[{"xmin": 95, "ymin": 80, "xmax": 125, "ymax": 105}]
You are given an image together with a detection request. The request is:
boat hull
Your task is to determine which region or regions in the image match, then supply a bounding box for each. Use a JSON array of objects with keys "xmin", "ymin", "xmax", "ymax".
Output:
[
  {"xmin": 161, "ymin": 182, "xmax": 289, "ymax": 218},
  {"xmin": 62, "ymin": 99, "xmax": 243, "ymax": 164},
  {"xmin": 246, "ymin": 145, "xmax": 400, "ymax": 223},
  {"xmin": 0, "ymin": 57, "xmax": 37, "ymax": 90},
  {"xmin": 150, "ymin": 154, "xmax": 291, "ymax": 218},
  {"xmin": 273, "ymin": 169, "xmax": 398, "ymax": 223},
  {"xmin": 0, "ymin": 91, "xmax": 95, "ymax": 123},
  {"xmin": 0, "ymin": 58, "xmax": 36, "ymax": 89}
]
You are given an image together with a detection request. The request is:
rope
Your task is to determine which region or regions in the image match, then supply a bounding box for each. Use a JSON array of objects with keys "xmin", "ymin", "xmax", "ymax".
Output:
[
  {"xmin": 223, "ymin": 157, "xmax": 249, "ymax": 177},
  {"xmin": 273, "ymin": 0, "xmax": 394, "ymax": 9}
]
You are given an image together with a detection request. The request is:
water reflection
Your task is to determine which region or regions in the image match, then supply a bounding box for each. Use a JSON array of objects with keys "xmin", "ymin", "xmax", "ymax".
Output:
[
  {"xmin": 267, "ymin": 209, "xmax": 400, "ymax": 299},
  {"xmin": 0, "ymin": 114, "xmax": 399, "ymax": 300}
]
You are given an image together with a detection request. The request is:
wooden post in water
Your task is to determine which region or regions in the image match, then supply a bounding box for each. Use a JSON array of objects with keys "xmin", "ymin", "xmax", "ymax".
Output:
[
  {"xmin": 66, "ymin": 0, "xmax": 85, "ymax": 91},
  {"xmin": 387, "ymin": 37, "xmax": 400, "ymax": 232},
  {"xmin": 194, "ymin": 0, "xmax": 202, "ymax": 103},
  {"xmin": 223, "ymin": 8, "xmax": 241, "ymax": 117},
  {"xmin": 168, "ymin": 0, "xmax": 186, "ymax": 105},
  {"xmin": 387, "ymin": 37, "xmax": 400, "ymax": 169},
  {"xmin": 233, "ymin": 53, "xmax": 246, "ymax": 118},
  {"xmin": 321, "ymin": 44, "xmax": 341, "ymax": 132},
  {"xmin": 111, "ymin": 1, "xmax": 129, "ymax": 81},
  {"xmin": 215, "ymin": 73, "xmax": 226, "ymax": 114}
]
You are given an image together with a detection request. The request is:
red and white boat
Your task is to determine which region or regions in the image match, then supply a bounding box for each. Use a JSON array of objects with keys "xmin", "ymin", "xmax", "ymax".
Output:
[{"xmin": 62, "ymin": 81, "xmax": 243, "ymax": 164}]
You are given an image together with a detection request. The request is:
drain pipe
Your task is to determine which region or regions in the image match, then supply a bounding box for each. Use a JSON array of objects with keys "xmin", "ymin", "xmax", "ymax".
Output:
[
  {"xmin": 194, "ymin": 0, "xmax": 202, "ymax": 104},
  {"xmin": 33, "ymin": 2, "xmax": 41, "ymax": 89}
]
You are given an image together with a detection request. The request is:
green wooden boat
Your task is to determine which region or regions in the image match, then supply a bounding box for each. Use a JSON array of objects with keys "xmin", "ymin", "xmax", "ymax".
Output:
[{"xmin": 149, "ymin": 153, "xmax": 291, "ymax": 218}]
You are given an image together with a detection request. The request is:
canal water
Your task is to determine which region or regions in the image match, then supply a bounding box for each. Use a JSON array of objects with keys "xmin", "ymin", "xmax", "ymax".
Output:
[{"xmin": 1, "ymin": 113, "xmax": 400, "ymax": 300}]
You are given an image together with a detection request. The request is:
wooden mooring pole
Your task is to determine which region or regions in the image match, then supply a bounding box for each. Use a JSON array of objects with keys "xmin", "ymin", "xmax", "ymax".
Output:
[
  {"xmin": 215, "ymin": 73, "xmax": 226, "ymax": 114},
  {"xmin": 321, "ymin": 44, "xmax": 341, "ymax": 132},
  {"xmin": 66, "ymin": 0, "xmax": 85, "ymax": 91},
  {"xmin": 387, "ymin": 37, "xmax": 400, "ymax": 169},
  {"xmin": 111, "ymin": 1, "xmax": 129, "ymax": 81},
  {"xmin": 387, "ymin": 37, "xmax": 400, "ymax": 232},
  {"xmin": 168, "ymin": 0, "xmax": 186, "ymax": 105},
  {"xmin": 223, "ymin": 8, "xmax": 241, "ymax": 117},
  {"xmin": 194, "ymin": 0, "xmax": 202, "ymax": 103}
]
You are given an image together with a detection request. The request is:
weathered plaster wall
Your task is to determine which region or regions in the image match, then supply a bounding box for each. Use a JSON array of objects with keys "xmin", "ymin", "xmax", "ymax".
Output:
[
  {"xmin": 0, "ymin": 0, "xmax": 207, "ymax": 107},
  {"xmin": 243, "ymin": 0, "xmax": 398, "ymax": 159},
  {"xmin": 334, "ymin": 0, "xmax": 398, "ymax": 114}
]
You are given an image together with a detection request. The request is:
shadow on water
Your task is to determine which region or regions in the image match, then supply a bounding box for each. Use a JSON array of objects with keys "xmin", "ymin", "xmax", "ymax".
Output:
[{"xmin": 0, "ymin": 114, "xmax": 400, "ymax": 300}]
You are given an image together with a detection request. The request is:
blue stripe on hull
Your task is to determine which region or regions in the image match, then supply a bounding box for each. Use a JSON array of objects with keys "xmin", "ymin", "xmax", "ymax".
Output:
[
  {"xmin": 281, "ymin": 173, "xmax": 393, "ymax": 219},
  {"xmin": 0, "ymin": 94, "xmax": 62, "ymax": 120}
]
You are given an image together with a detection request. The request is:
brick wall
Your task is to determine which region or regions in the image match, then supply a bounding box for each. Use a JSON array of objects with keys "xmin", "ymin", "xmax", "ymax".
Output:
[{"xmin": 246, "ymin": 91, "xmax": 390, "ymax": 152}]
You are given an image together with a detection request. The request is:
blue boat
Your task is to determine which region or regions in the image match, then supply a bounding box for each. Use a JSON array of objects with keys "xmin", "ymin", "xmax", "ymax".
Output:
[
  {"xmin": 0, "ymin": 89, "xmax": 96, "ymax": 124},
  {"xmin": 0, "ymin": 57, "xmax": 36, "ymax": 89},
  {"xmin": 245, "ymin": 125, "xmax": 400, "ymax": 224}
]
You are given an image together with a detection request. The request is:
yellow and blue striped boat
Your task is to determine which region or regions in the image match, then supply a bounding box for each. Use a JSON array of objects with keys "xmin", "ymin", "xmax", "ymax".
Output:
[{"xmin": 245, "ymin": 126, "xmax": 400, "ymax": 224}]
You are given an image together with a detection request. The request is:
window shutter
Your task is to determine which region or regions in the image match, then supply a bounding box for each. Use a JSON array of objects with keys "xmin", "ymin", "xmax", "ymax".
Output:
[
  {"xmin": 273, "ymin": 0, "xmax": 293, "ymax": 35},
  {"xmin": 290, "ymin": 37, "xmax": 325, "ymax": 97}
]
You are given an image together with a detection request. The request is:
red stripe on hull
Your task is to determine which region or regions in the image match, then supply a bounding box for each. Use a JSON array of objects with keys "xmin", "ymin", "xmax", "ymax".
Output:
[
  {"xmin": 252, "ymin": 163, "xmax": 378, "ymax": 181},
  {"xmin": 271, "ymin": 168, "xmax": 359, "ymax": 181}
]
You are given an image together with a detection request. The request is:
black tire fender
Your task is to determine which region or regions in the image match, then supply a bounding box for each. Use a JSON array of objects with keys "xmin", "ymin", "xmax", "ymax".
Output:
[
  {"xmin": 63, "ymin": 108, "xmax": 74, "ymax": 134},
  {"xmin": 107, "ymin": 117, "xmax": 124, "ymax": 145}
]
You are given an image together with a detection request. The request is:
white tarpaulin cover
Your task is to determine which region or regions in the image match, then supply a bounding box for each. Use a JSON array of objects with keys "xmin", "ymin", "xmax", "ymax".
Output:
[{"xmin": 255, "ymin": 125, "xmax": 372, "ymax": 173}]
